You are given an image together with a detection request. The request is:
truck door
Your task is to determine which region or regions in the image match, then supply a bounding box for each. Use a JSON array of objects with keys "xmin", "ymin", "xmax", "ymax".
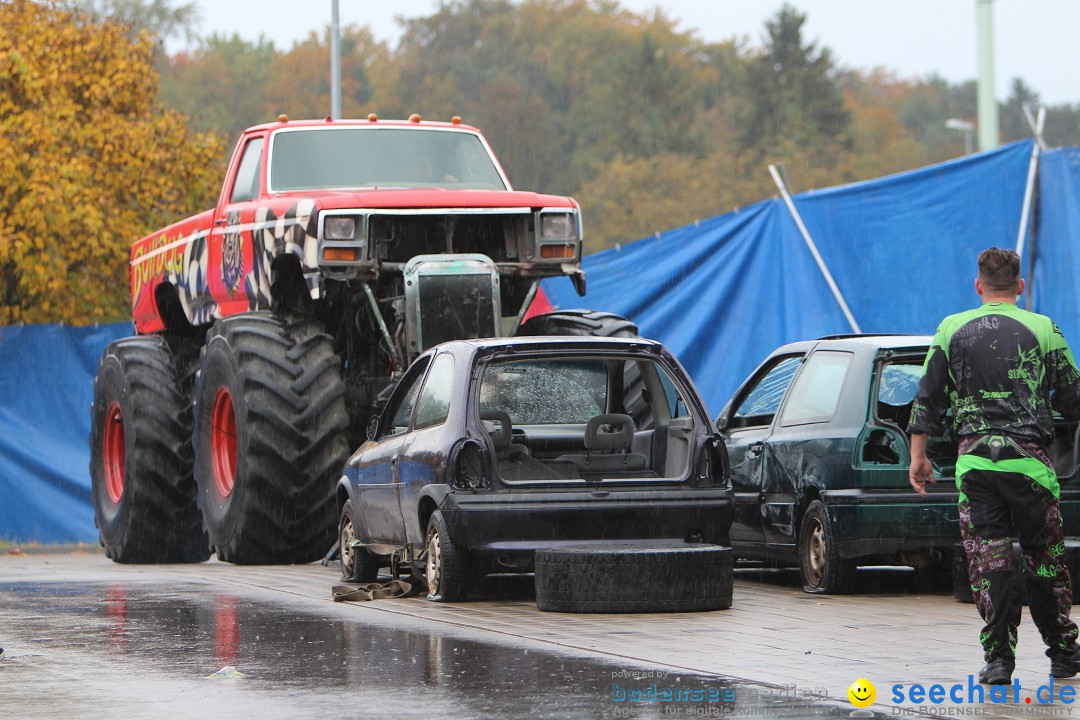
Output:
[{"xmin": 210, "ymin": 135, "xmax": 265, "ymax": 317}]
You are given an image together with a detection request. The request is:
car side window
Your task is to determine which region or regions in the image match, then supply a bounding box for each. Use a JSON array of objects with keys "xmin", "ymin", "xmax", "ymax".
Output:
[
  {"xmin": 624, "ymin": 360, "xmax": 689, "ymax": 430},
  {"xmin": 731, "ymin": 355, "xmax": 802, "ymax": 427},
  {"xmin": 230, "ymin": 137, "xmax": 263, "ymax": 203},
  {"xmin": 779, "ymin": 350, "xmax": 853, "ymax": 426},
  {"xmin": 413, "ymin": 354, "xmax": 455, "ymax": 430},
  {"xmin": 383, "ymin": 358, "xmax": 431, "ymax": 437},
  {"xmin": 876, "ymin": 361, "xmax": 924, "ymax": 431}
]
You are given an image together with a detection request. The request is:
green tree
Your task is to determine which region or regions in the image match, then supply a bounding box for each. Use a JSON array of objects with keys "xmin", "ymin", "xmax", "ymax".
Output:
[
  {"xmin": 64, "ymin": 0, "xmax": 199, "ymax": 46},
  {"xmin": 386, "ymin": 0, "xmax": 702, "ymax": 194},
  {"xmin": 264, "ymin": 26, "xmax": 383, "ymax": 123},
  {"xmin": 159, "ymin": 33, "xmax": 279, "ymax": 140},
  {"xmin": 741, "ymin": 4, "xmax": 849, "ymax": 153},
  {"xmin": 1002, "ymin": 77, "xmax": 1039, "ymax": 143}
]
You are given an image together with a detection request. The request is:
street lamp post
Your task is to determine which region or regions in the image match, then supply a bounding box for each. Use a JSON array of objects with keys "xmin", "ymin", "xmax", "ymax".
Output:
[
  {"xmin": 330, "ymin": 0, "xmax": 341, "ymax": 120},
  {"xmin": 946, "ymin": 118, "xmax": 975, "ymax": 155}
]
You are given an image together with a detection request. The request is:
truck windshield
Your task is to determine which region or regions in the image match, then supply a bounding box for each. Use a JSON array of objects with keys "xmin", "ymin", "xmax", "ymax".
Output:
[{"xmin": 268, "ymin": 127, "xmax": 508, "ymax": 192}]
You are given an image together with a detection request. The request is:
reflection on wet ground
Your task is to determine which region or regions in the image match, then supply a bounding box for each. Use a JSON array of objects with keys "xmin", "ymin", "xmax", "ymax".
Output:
[
  {"xmin": 734, "ymin": 563, "xmax": 955, "ymax": 596},
  {"xmin": 0, "ymin": 578, "xmax": 859, "ymax": 719}
]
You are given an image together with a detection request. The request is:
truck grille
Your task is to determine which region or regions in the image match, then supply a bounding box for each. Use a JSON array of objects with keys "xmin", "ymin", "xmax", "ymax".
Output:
[{"xmin": 370, "ymin": 214, "xmax": 524, "ymax": 264}]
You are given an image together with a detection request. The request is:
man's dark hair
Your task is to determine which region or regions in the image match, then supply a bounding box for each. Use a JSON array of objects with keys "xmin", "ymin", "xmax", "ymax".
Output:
[{"xmin": 978, "ymin": 247, "xmax": 1021, "ymax": 291}]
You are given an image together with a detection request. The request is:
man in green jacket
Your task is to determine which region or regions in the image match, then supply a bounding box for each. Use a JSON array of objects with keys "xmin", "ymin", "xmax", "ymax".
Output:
[{"xmin": 909, "ymin": 247, "xmax": 1080, "ymax": 685}]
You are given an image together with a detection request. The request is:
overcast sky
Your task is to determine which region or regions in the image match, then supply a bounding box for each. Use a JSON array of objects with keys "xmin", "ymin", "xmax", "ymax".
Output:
[{"xmin": 185, "ymin": 0, "xmax": 1078, "ymax": 106}]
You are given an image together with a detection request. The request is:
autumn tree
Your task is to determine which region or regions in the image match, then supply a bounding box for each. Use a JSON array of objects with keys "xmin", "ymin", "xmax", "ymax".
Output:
[
  {"xmin": 159, "ymin": 33, "xmax": 279, "ymax": 141},
  {"xmin": 264, "ymin": 26, "xmax": 385, "ymax": 123},
  {"xmin": 387, "ymin": 0, "xmax": 702, "ymax": 194},
  {"xmin": 0, "ymin": 0, "xmax": 224, "ymax": 324}
]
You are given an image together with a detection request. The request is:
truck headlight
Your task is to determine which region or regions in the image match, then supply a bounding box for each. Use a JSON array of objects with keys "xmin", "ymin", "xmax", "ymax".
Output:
[
  {"xmin": 325, "ymin": 216, "xmax": 358, "ymax": 240},
  {"xmin": 539, "ymin": 212, "xmax": 576, "ymax": 240}
]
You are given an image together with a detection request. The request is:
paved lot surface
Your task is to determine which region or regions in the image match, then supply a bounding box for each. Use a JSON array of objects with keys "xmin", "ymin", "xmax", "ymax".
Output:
[{"xmin": 3, "ymin": 550, "xmax": 1080, "ymax": 718}]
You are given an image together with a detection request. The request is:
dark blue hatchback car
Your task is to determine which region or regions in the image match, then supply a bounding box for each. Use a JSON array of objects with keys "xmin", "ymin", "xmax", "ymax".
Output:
[{"xmin": 336, "ymin": 336, "xmax": 733, "ymax": 601}]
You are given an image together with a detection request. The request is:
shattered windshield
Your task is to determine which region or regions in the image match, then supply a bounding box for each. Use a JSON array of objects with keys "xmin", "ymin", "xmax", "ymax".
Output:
[
  {"xmin": 479, "ymin": 359, "xmax": 605, "ymax": 424},
  {"xmin": 268, "ymin": 127, "xmax": 507, "ymax": 192}
]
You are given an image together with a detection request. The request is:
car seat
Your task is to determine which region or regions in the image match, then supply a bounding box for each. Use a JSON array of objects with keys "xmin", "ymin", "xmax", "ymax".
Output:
[{"xmin": 555, "ymin": 413, "xmax": 653, "ymax": 478}]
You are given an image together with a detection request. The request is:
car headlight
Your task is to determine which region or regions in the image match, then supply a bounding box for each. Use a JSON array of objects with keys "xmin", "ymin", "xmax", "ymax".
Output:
[
  {"xmin": 325, "ymin": 216, "xmax": 358, "ymax": 240},
  {"xmin": 539, "ymin": 212, "xmax": 576, "ymax": 240}
]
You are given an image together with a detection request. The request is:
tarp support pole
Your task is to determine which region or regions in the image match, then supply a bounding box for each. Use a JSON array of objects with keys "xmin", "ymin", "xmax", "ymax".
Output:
[
  {"xmin": 1015, "ymin": 110, "xmax": 1045, "ymax": 263},
  {"xmin": 768, "ymin": 164, "xmax": 862, "ymax": 334}
]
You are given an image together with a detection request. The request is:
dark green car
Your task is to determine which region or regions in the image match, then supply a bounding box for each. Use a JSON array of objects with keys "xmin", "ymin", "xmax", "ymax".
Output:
[{"xmin": 716, "ymin": 335, "xmax": 1080, "ymax": 594}]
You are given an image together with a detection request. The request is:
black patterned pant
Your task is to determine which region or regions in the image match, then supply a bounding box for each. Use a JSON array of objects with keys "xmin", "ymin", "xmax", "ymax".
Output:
[{"xmin": 959, "ymin": 469, "xmax": 1078, "ymax": 662}]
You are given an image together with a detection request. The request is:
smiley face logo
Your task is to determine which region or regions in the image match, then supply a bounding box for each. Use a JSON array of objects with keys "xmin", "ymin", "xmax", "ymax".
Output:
[{"xmin": 848, "ymin": 678, "xmax": 876, "ymax": 708}]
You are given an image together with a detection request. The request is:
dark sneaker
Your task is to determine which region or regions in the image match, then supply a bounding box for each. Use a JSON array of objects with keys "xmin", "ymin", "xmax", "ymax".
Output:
[
  {"xmin": 979, "ymin": 657, "xmax": 1014, "ymax": 685},
  {"xmin": 1051, "ymin": 647, "xmax": 1080, "ymax": 678}
]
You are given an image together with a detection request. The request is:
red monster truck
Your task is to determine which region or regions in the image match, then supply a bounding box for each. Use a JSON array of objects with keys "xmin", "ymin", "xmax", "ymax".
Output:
[{"xmin": 89, "ymin": 115, "xmax": 635, "ymax": 565}]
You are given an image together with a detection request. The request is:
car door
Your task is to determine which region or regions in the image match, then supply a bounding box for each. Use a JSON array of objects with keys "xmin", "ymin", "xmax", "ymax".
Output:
[
  {"xmin": 719, "ymin": 354, "xmax": 803, "ymax": 549},
  {"xmin": 354, "ymin": 357, "xmax": 431, "ymax": 545},
  {"xmin": 763, "ymin": 350, "xmax": 854, "ymax": 547},
  {"xmin": 398, "ymin": 352, "xmax": 457, "ymax": 548}
]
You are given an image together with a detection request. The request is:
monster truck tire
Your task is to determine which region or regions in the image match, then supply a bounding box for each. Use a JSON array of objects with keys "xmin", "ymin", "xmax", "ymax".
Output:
[
  {"xmin": 90, "ymin": 335, "xmax": 210, "ymax": 563},
  {"xmin": 533, "ymin": 544, "xmax": 733, "ymax": 613},
  {"xmin": 193, "ymin": 312, "xmax": 348, "ymax": 565},
  {"xmin": 517, "ymin": 309, "xmax": 638, "ymax": 338}
]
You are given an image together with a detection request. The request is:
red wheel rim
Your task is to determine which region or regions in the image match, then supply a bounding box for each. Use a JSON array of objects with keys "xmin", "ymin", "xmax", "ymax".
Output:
[
  {"xmin": 211, "ymin": 388, "xmax": 237, "ymax": 498},
  {"xmin": 103, "ymin": 402, "xmax": 125, "ymax": 504}
]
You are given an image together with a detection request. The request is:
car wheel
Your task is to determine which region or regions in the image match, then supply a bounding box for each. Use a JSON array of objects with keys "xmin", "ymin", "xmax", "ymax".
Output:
[
  {"xmin": 339, "ymin": 500, "xmax": 380, "ymax": 583},
  {"xmin": 425, "ymin": 510, "xmax": 468, "ymax": 602},
  {"xmin": 534, "ymin": 544, "xmax": 733, "ymax": 613},
  {"xmin": 799, "ymin": 500, "xmax": 855, "ymax": 594}
]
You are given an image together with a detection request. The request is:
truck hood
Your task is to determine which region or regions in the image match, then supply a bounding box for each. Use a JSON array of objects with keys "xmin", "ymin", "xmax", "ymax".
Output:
[{"xmin": 274, "ymin": 188, "xmax": 578, "ymax": 211}]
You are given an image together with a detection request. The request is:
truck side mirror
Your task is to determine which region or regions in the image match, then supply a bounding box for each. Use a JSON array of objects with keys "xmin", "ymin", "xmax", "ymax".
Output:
[
  {"xmin": 366, "ymin": 416, "xmax": 380, "ymax": 440},
  {"xmin": 714, "ymin": 416, "xmax": 728, "ymax": 432}
]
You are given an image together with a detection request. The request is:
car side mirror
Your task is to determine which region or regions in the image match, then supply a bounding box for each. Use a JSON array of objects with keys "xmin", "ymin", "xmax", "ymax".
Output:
[
  {"xmin": 714, "ymin": 416, "xmax": 728, "ymax": 432},
  {"xmin": 366, "ymin": 416, "xmax": 379, "ymax": 440}
]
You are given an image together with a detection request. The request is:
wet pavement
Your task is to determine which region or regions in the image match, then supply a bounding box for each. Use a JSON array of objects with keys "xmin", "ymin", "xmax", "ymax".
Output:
[
  {"xmin": 2, "ymin": 551, "xmax": 1080, "ymax": 719},
  {"xmin": 0, "ymin": 552, "xmax": 857, "ymax": 720}
]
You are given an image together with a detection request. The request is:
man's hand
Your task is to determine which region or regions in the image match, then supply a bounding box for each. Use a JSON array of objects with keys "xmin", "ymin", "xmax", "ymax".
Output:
[
  {"xmin": 909, "ymin": 456, "xmax": 935, "ymax": 497},
  {"xmin": 908, "ymin": 432, "xmax": 934, "ymax": 497}
]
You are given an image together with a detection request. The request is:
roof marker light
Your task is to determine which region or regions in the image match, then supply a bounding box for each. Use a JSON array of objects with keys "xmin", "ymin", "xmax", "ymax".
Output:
[
  {"xmin": 409, "ymin": 113, "xmax": 422, "ymax": 123},
  {"xmin": 368, "ymin": 113, "xmax": 378, "ymax": 122},
  {"xmin": 451, "ymin": 116, "xmax": 462, "ymax": 125},
  {"xmin": 278, "ymin": 114, "xmax": 288, "ymax": 123}
]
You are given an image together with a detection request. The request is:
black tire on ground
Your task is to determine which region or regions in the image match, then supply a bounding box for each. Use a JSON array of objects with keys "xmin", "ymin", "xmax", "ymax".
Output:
[
  {"xmin": 799, "ymin": 500, "xmax": 856, "ymax": 594},
  {"xmin": 517, "ymin": 309, "xmax": 638, "ymax": 338},
  {"xmin": 89, "ymin": 335, "xmax": 210, "ymax": 563},
  {"xmin": 425, "ymin": 510, "xmax": 469, "ymax": 602},
  {"xmin": 339, "ymin": 500, "xmax": 380, "ymax": 583},
  {"xmin": 193, "ymin": 312, "xmax": 348, "ymax": 565},
  {"xmin": 534, "ymin": 544, "xmax": 733, "ymax": 613}
]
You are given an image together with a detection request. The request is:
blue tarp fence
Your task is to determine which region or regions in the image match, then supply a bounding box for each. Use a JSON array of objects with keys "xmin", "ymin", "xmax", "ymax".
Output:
[
  {"xmin": 4, "ymin": 139, "xmax": 1080, "ymax": 542},
  {"xmin": 1, "ymin": 322, "xmax": 130, "ymax": 542},
  {"xmin": 546, "ymin": 140, "xmax": 1080, "ymax": 412}
]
